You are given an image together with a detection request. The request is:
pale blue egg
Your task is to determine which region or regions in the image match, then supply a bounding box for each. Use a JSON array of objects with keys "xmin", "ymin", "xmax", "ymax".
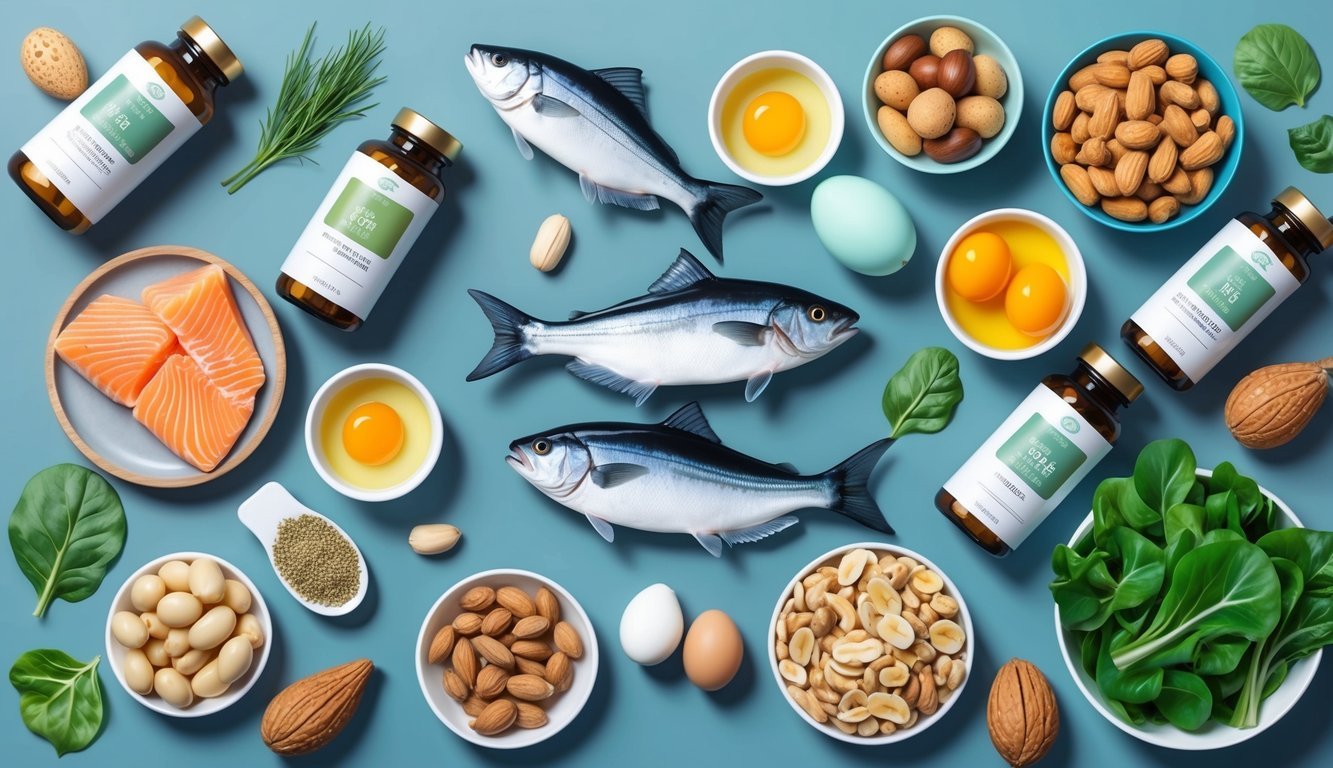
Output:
[{"xmin": 810, "ymin": 175, "xmax": 916, "ymax": 276}]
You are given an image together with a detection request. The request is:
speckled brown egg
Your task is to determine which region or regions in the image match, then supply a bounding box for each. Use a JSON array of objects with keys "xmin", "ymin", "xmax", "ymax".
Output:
[
  {"xmin": 956, "ymin": 95, "xmax": 1006, "ymax": 139},
  {"xmin": 682, "ymin": 609, "xmax": 743, "ymax": 691},
  {"xmin": 877, "ymin": 106, "xmax": 922, "ymax": 156},
  {"xmin": 973, "ymin": 54, "xmax": 1009, "ymax": 99},
  {"xmin": 929, "ymin": 26, "xmax": 975, "ymax": 57},
  {"xmin": 874, "ymin": 69, "xmax": 919, "ymax": 111},
  {"xmin": 20, "ymin": 27, "xmax": 87, "ymax": 100},
  {"xmin": 906, "ymin": 87, "xmax": 956, "ymax": 140}
]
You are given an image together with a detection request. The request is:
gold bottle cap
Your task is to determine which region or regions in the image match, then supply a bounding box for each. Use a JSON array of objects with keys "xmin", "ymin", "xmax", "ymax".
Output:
[
  {"xmin": 1274, "ymin": 187, "xmax": 1333, "ymax": 251},
  {"xmin": 1079, "ymin": 343, "xmax": 1143, "ymax": 403},
  {"xmin": 180, "ymin": 17, "xmax": 243, "ymax": 83},
  {"xmin": 393, "ymin": 108, "xmax": 462, "ymax": 162}
]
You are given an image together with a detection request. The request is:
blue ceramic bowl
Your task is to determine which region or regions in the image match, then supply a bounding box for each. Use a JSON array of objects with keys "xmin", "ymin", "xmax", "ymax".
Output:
[
  {"xmin": 1042, "ymin": 32, "xmax": 1244, "ymax": 232},
  {"xmin": 863, "ymin": 15, "xmax": 1023, "ymax": 174}
]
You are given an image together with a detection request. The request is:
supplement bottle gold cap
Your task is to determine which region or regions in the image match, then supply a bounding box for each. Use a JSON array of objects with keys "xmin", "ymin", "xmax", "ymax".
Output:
[
  {"xmin": 180, "ymin": 17, "xmax": 243, "ymax": 83},
  {"xmin": 393, "ymin": 108, "xmax": 463, "ymax": 163},
  {"xmin": 1274, "ymin": 187, "xmax": 1333, "ymax": 251},
  {"xmin": 1080, "ymin": 343, "xmax": 1143, "ymax": 402}
]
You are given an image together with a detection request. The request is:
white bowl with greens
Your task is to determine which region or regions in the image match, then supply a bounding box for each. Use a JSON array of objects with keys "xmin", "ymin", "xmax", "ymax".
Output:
[{"xmin": 1052, "ymin": 439, "xmax": 1328, "ymax": 749}]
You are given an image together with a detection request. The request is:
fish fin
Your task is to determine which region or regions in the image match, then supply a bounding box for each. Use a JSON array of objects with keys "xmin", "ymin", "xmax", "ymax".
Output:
[
  {"xmin": 823, "ymin": 439, "xmax": 895, "ymax": 534},
  {"xmin": 591, "ymin": 462, "xmax": 649, "ymax": 489},
  {"xmin": 661, "ymin": 401, "xmax": 720, "ymax": 443},
  {"xmin": 566, "ymin": 359, "xmax": 658, "ymax": 405},
  {"xmin": 591, "ymin": 67, "xmax": 649, "ymax": 118},
  {"xmin": 579, "ymin": 173, "xmax": 661, "ymax": 210},
  {"xmin": 532, "ymin": 93, "xmax": 581, "ymax": 118},
  {"xmin": 719, "ymin": 515, "xmax": 800, "ymax": 547},
  {"xmin": 745, "ymin": 370, "xmax": 774, "ymax": 402},
  {"xmin": 688, "ymin": 181, "xmax": 763, "ymax": 262},
  {"xmin": 511, "ymin": 128, "xmax": 534, "ymax": 160},
  {"xmin": 647, "ymin": 249, "xmax": 715, "ymax": 293},
  {"xmin": 586, "ymin": 515, "xmax": 615, "ymax": 543},
  {"xmin": 466, "ymin": 290, "xmax": 534, "ymax": 380},
  {"xmin": 568, "ymin": 310, "xmax": 589, "ymax": 320},
  {"xmin": 693, "ymin": 533, "xmax": 724, "ymax": 558},
  {"xmin": 774, "ymin": 462, "xmax": 799, "ymax": 474},
  {"xmin": 713, "ymin": 321, "xmax": 769, "ymax": 347}
]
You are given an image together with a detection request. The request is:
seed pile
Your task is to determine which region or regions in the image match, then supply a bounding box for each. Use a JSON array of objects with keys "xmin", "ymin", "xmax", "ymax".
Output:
[{"xmin": 273, "ymin": 514, "xmax": 360, "ymax": 606}]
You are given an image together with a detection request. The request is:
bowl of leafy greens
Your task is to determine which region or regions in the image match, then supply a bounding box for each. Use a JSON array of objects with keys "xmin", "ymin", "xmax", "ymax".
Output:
[{"xmin": 1051, "ymin": 439, "xmax": 1329, "ymax": 749}]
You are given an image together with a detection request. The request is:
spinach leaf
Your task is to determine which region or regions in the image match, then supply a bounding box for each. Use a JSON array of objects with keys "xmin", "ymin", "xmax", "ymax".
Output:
[
  {"xmin": 1107, "ymin": 527, "xmax": 1165, "ymax": 613},
  {"xmin": 1133, "ymin": 439, "xmax": 1195, "ymax": 516},
  {"xmin": 1156, "ymin": 670, "xmax": 1213, "ymax": 731},
  {"xmin": 1289, "ymin": 116, "xmax": 1333, "ymax": 173},
  {"xmin": 1051, "ymin": 545, "xmax": 1116, "ymax": 631},
  {"xmin": 1192, "ymin": 635, "xmax": 1250, "ymax": 676},
  {"xmin": 1077, "ymin": 629, "xmax": 1099, "ymax": 678},
  {"xmin": 9, "ymin": 649, "xmax": 103, "ymax": 756},
  {"xmin": 882, "ymin": 347, "xmax": 964, "ymax": 439},
  {"xmin": 1111, "ymin": 540, "xmax": 1280, "ymax": 670},
  {"xmin": 1164, "ymin": 503, "xmax": 1205, "ymax": 545},
  {"xmin": 1259, "ymin": 528, "xmax": 1333, "ymax": 590},
  {"xmin": 1092, "ymin": 478, "xmax": 1129, "ymax": 546},
  {"xmin": 1230, "ymin": 558, "xmax": 1309, "ymax": 728},
  {"xmin": 1234, "ymin": 24, "xmax": 1321, "ymax": 110},
  {"xmin": 8, "ymin": 465, "xmax": 126, "ymax": 617},
  {"xmin": 1098, "ymin": 630, "xmax": 1162, "ymax": 704}
]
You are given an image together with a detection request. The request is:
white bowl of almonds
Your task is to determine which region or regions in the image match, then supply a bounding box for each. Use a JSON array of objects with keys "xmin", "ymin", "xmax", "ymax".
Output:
[
  {"xmin": 415, "ymin": 569, "xmax": 598, "ymax": 749},
  {"xmin": 769, "ymin": 543, "xmax": 973, "ymax": 744}
]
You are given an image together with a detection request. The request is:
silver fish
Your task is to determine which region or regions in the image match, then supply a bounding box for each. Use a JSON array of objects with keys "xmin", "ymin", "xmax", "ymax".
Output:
[
  {"xmin": 464, "ymin": 44, "xmax": 761, "ymax": 262},
  {"xmin": 467, "ymin": 250, "xmax": 860, "ymax": 404},
  {"xmin": 507, "ymin": 402, "xmax": 893, "ymax": 556}
]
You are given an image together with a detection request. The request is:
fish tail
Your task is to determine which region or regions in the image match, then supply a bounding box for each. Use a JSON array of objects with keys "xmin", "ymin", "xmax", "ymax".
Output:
[
  {"xmin": 466, "ymin": 289, "xmax": 535, "ymax": 380},
  {"xmin": 688, "ymin": 180, "xmax": 762, "ymax": 262},
  {"xmin": 824, "ymin": 439, "xmax": 894, "ymax": 534}
]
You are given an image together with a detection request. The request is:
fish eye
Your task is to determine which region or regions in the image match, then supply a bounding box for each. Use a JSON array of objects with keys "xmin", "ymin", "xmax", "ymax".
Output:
[
  {"xmin": 532, "ymin": 439, "xmax": 551, "ymax": 455},
  {"xmin": 808, "ymin": 305, "xmax": 827, "ymax": 322},
  {"xmin": 491, "ymin": 53, "xmax": 508, "ymax": 67}
]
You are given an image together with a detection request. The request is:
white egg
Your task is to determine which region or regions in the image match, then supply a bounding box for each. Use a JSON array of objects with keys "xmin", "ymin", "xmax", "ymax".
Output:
[{"xmin": 619, "ymin": 583, "xmax": 684, "ymax": 666}]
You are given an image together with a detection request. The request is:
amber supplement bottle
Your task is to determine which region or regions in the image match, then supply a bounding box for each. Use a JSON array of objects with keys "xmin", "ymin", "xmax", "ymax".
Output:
[
  {"xmin": 1123, "ymin": 188, "xmax": 1333, "ymax": 390},
  {"xmin": 9, "ymin": 17, "xmax": 241, "ymax": 234},
  {"xmin": 277, "ymin": 109, "xmax": 462, "ymax": 331},
  {"xmin": 936, "ymin": 344, "xmax": 1142, "ymax": 556}
]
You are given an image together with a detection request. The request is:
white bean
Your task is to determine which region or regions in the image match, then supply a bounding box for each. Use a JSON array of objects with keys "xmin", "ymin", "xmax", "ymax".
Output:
[
  {"xmin": 188, "ymin": 558, "xmax": 225, "ymax": 604},
  {"xmin": 111, "ymin": 611, "xmax": 148, "ymax": 648},
  {"xmin": 122, "ymin": 649, "xmax": 154, "ymax": 695},
  {"xmin": 188, "ymin": 606, "xmax": 236, "ymax": 650},
  {"xmin": 130, "ymin": 574, "xmax": 166, "ymax": 612},
  {"xmin": 216, "ymin": 636, "xmax": 253, "ymax": 684},
  {"xmin": 154, "ymin": 668, "xmax": 193, "ymax": 708}
]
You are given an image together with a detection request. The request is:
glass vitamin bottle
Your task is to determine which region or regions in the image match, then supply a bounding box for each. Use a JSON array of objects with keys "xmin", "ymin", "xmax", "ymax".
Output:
[
  {"xmin": 276, "ymin": 109, "xmax": 462, "ymax": 332},
  {"xmin": 936, "ymin": 344, "xmax": 1143, "ymax": 556},
  {"xmin": 9, "ymin": 17, "xmax": 242, "ymax": 234},
  {"xmin": 1123, "ymin": 188, "xmax": 1333, "ymax": 390}
]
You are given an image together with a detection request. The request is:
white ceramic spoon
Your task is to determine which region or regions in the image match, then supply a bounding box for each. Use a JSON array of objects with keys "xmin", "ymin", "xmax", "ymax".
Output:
[{"xmin": 238, "ymin": 481, "xmax": 369, "ymax": 617}]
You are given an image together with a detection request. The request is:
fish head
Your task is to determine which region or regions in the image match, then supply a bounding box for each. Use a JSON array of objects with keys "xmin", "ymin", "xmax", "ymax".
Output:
[
  {"xmin": 769, "ymin": 294, "xmax": 860, "ymax": 358},
  {"xmin": 465, "ymin": 44, "xmax": 543, "ymax": 109},
  {"xmin": 506, "ymin": 430, "xmax": 591, "ymax": 499}
]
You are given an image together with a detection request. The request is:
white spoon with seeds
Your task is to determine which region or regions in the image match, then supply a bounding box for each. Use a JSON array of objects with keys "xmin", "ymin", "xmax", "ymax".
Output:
[{"xmin": 238, "ymin": 481, "xmax": 368, "ymax": 617}]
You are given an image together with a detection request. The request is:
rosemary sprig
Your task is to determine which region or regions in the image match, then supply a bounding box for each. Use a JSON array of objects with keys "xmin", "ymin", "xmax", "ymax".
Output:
[{"xmin": 221, "ymin": 23, "xmax": 387, "ymax": 194}]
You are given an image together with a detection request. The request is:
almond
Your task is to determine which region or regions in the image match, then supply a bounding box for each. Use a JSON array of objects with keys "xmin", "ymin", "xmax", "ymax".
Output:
[
  {"xmin": 498, "ymin": 632, "xmax": 517, "ymax": 648},
  {"xmin": 1060, "ymin": 164, "xmax": 1100, "ymax": 206},
  {"xmin": 1105, "ymin": 139, "xmax": 1128, "ymax": 164},
  {"xmin": 1088, "ymin": 166, "xmax": 1120, "ymax": 197},
  {"xmin": 1115, "ymin": 150, "xmax": 1149, "ymax": 196},
  {"xmin": 1096, "ymin": 49, "xmax": 1129, "ymax": 65},
  {"xmin": 515, "ymin": 701, "xmax": 549, "ymax": 729},
  {"xmin": 470, "ymin": 699, "xmax": 517, "ymax": 736},
  {"xmin": 1126, "ymin": 71, "xmax": 1155, "ymax": 120},
  {"xmin": 428, "ymin": 626, "xmax": 456, "ymax": 665},
  {"xmin": 1074, "ymin": 136, "xmax": 1110, "ymax": 166},
  {"xmin": 1070, "ymin": 112, "xmax": 1091, "ymax": 144},
  {"xmin": 460, "ymin": 587, "xmax": 495, "ymax": 613},
  {"xmin": 1165, "ymin": 53, "xmax": 1198, "ymax": 84},
  {"xmin": 1148, "ymin": 137, "xmax": 1178, "ymax": 183},
  {"xmin": 261, "ymin": 660, "xmax": 373, "ymax": 756},
  {"xmin": 1196, "ymin": 79, "xmax": 1220, "ymax": 114},
  {"xmin": 1074, "ymin": 83, "xmax": 1110, "ymax": 112},
  {"xmin": 1139, "ymin": 64, "xmax": 1167, "ymax": 86},
  {"xmin": 1148, "ymin": 195, "xmax": 1180, "ymax": 223},
  {"xmin": 1135, "ymin": 180, "xmax": 1165, "ymax": 202},
  {"xmin": 545, "ymin": 651, "xmax": 572, "ymax": 688},
  {"xmin": 515, "ymin": 657, "xmax": 548, "ymax": 677},
  {"xmin": 1216, "ymin": 115, "xmax": 1236, "ymax": 149},
  {"xmin": 474, "ymin": 665, "xmax": 510, "ymax": 699},
  {"xmin": 1091, "ymin": 63, "xmax": 1130, "ymax": 88},
  {"xmin": 1101, "ymin": 196, "xmax": 1148, "ymax": 222},
  {"xmin": 535, "ymin": 587, "xmax": 561, "ymax": 624},
  {"xmin": 496, "ymin": 586, "xmax": 536, "ymax": 618},
  {"xmin": 443, "ymin": 669, "xmax": 469, "ymax": 701},
  {"xmin": 1179, "ymin": 131, "xmax": 1223, "ymax": 170},
  {"xmin": 507, "ymin": 674, "xmax": 556, "ymax": 702},
  {"xmin": 452, "ymin": 637, "xmax": 479, "ymax": 687},
  {"xmin": 511, "ymin": 640, "xmax": 553, "ymax": 661},
  {"xmin": 1052, "ymin": 90, "xmax": 1077, "ymax": 131},
  {"xmin": 1161, "ymin": 166, "xmax": 1193, "ymax": 196},
  {"xmin": 1127, "ymin": 39, "xmax": 1169, "ymax": 70},
  {"xmin": 1160, "ymin": 105, "xmax": 1197, "ymax": 147},
  {"xmin": 1068, "ymin": 64, "xmax": 1099, "ymax": 91},
  {"xmin": 1088, "ymin": 90, "xmax": 1120, "ymax": 140},
  {"xmin": 1190, "ymin": 108, "xmax": 1212, "ymax": 130},
  {"xmin": 1159, "ymin": 80, "xmax": 1200, "ymax": 110},
  {"xmin": 461, "ymin": 695, "xmax": 488, "ymax": 717},
  {"xmin": 473, "ymin": 635, "xmax": 516, "ymax": 670},
  {"xmin": 1050, "ymin": 132, "xmax": 1076, "ymax": 165},
  {"xmin": 481, "ymin": 607, "xmax": 513, "ymax": 637},
  {"xmin": 452, "ymin": 612, "xmax": 483, "ymax": 636},
  {"xmin": 1177, "ymin": 168, "xmax": 1213, "ymax": 205},
  {"xmin": 554, "ymin": 621, "xmax": 584, "ymax": 659},
  {"xmin": 1226, "ymin": 359, "xmax": 1332, "ymax": 449},
  {"xmin": 1114, "ymin": 120, "xmax": 1160, "ymax": 150},
  {"xmin": 512, "ymin": 615, "xmax": 551, "ymax": 640}
]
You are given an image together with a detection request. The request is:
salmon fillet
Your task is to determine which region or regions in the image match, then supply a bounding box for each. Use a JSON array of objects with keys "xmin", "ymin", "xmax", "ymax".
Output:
[
  {"xmin": 54, "ymin": 295, "xmax": 178, "ymax": 407},
  {"xmin": 142, "ymin": 264, "xmax": 265, "ymax": 405},
  {"xmin": 133, "ymin": 354, "xmax": 253, "ymax": 472}
]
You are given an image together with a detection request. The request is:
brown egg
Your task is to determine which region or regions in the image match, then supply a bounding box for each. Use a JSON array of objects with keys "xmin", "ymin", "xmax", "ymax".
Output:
[
  {"xmin": 908, "ymin": 55, "xmax": 941, "ymax": 90},
  {"xmin": 682, "ymin": 609, "xmax": 743, "ymax": 691},
  {"xmin": 937, "ymin": 50, "xmax": 976, "ymax": 98}
]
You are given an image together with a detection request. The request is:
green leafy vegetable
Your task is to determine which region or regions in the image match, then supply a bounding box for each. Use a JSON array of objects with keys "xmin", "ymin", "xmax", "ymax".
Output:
[
  {"xmin": 1156, "ymin": 670, "xmax": 1213, "ymax": 731},
  {"xmin": 1234, "ymin": 24, "xmax": 1321, "ymax": 110},
  {"xmin": 881, "ymin": 347, "xmax": 963, "ymax": 439},
  {"xmin": 9, "ymin": 650, "xmax": 104, "ymax": 756},
  {"xmin": 1132, "ymin": 439, "xmax": 1195, "ymax": 519},
  {"xmin": 8, "ymin": 465, "xmax": 126, "ymax": 617},
  {"xmin": 1288, "ymin": 116, "xmax": 1333, "ymax": 173},
  {"xmin": 221, "ymin": 23, "xmax": 387, "ymax": 193}
]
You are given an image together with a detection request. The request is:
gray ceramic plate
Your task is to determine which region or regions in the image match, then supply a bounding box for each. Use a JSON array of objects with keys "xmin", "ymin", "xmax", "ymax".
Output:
[{"xmin": 45, "ymin": 245, "xmax": 286, "ymax": 487}]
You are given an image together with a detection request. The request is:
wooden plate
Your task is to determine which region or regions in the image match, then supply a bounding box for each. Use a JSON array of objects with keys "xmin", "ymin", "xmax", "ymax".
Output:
[{"xmin": 46, "ymin": 246, "xmax": 286, "ymax": 488}]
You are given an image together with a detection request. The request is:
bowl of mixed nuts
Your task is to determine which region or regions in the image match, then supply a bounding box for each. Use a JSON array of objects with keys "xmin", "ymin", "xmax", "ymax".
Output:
[
  {"xmin": 414, "ymin": 569, "xmax": 598, "ymax": 749},
  {"xmin": 769, "ymin": 542, "xmax": 974, "ymax": 744},
  {"xmin": 1042, "ymin": 32, "xmax": 1243, "ymax": 231}
]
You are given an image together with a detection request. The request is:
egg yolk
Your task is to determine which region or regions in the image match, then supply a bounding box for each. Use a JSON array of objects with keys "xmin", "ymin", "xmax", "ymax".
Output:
[
  {"xmin": 1005, "ymin": 264, "xmax": 1068, "ymax": 337},
  {"xmin": 947, "ymin": 231, "xmax": 1013, "ymax": 302},
  {"xmin": 342, "ymin": 401, "xmax": 405, "ymax": 466},
  {"xmin": 742, "ymin": 91, "xmax": 806, "ymax": 156}
]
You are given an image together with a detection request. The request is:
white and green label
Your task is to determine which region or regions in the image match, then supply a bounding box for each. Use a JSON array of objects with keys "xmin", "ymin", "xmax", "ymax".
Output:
[
  {"xmin": 19, "ymin": 51, "xmax": 199, "ymax": 223},
  {"xmin": 280, "ymin": 151, "xmax": 438, "ymax": 320},
  {"xmin": 942, "ymin": 385, "xmax": 1112, "ymax": 549},
  {"xmin": 1130, "ymin": 219, "xmax": 1300, "ymax": 382}
]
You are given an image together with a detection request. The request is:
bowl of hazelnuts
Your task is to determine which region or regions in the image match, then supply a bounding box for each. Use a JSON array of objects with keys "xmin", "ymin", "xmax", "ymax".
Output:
[{"xmin": 864, "ymin": 16, "xmax": 1022, "ymax": 173}]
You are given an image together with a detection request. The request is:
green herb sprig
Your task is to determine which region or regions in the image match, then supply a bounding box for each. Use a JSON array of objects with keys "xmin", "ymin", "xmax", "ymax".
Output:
[{"xmin": 221, "ymin": 23, "xmax": 387, "ymax": 194}]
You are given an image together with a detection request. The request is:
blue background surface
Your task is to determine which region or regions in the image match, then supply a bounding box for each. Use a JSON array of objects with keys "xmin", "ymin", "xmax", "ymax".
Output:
[{"xmin": 4, "ymin": 0, "xmax": 1332, "ymax": 765}]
